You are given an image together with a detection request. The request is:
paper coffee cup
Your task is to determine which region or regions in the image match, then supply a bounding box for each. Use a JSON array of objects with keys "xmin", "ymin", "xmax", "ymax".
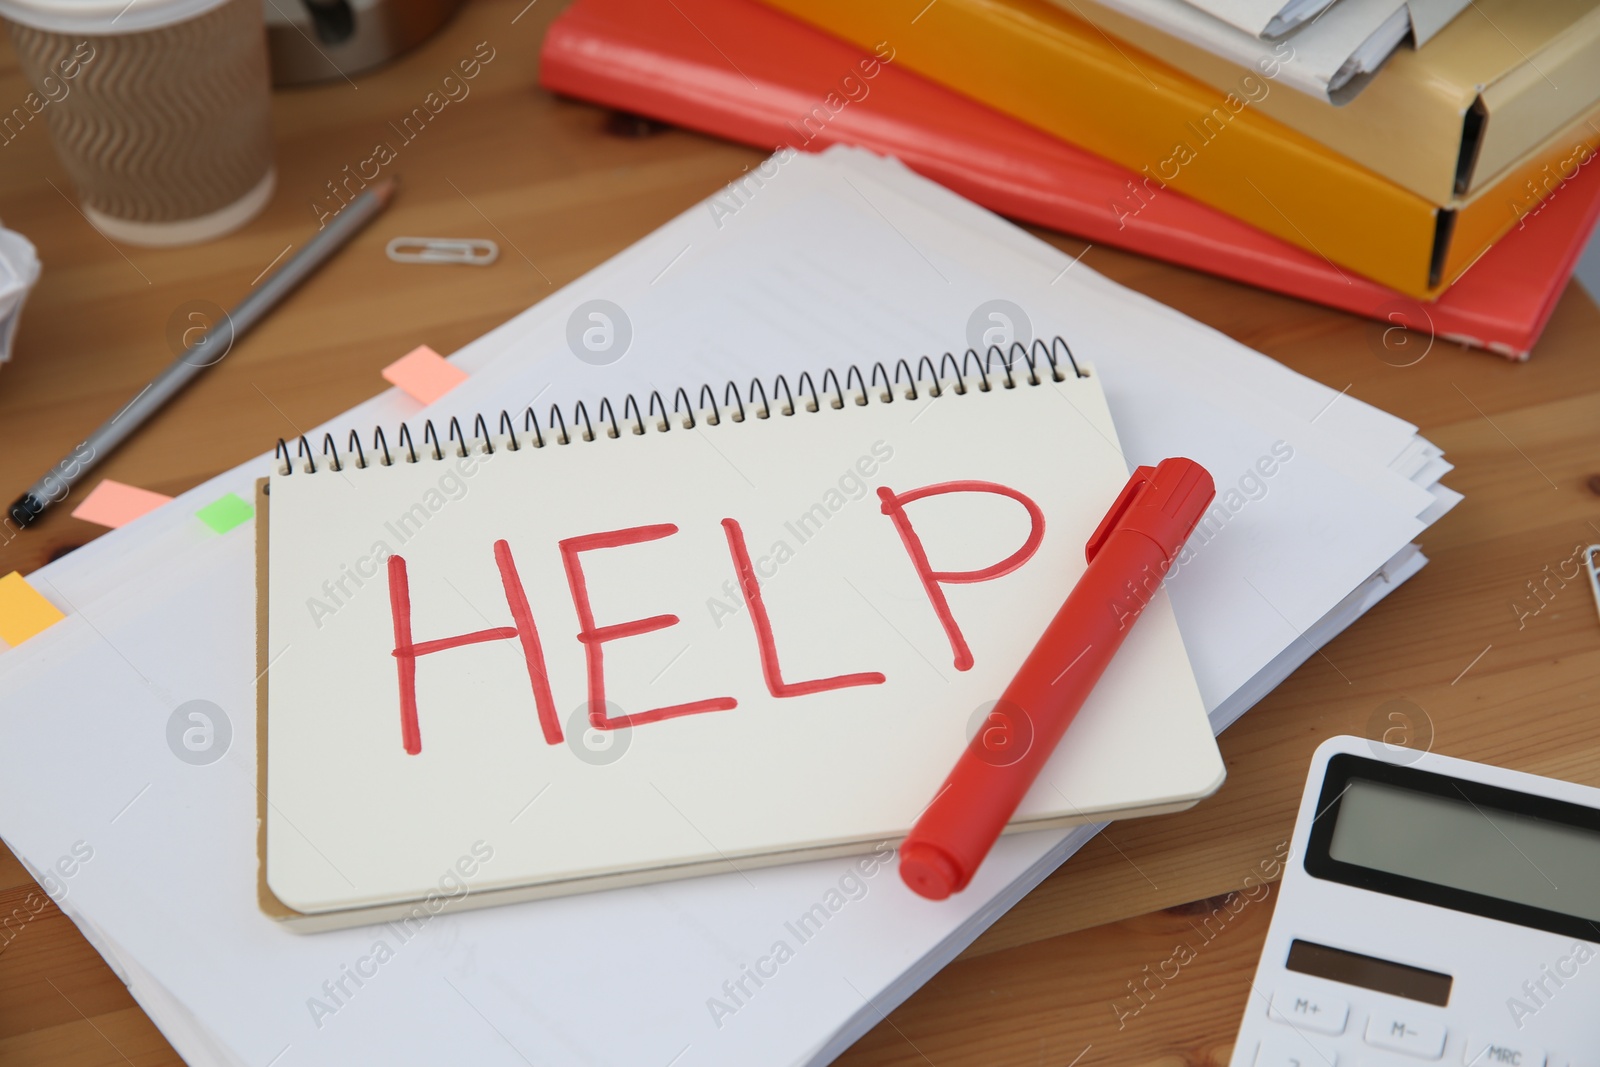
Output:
[{"xmin": 1, "ymin": 0, "xmax": 274, "ymax": 246}]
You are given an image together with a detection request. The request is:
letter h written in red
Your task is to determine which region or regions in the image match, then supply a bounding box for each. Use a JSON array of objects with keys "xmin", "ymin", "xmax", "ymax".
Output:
[{"xmin": 386, "ymin": 539, "xmax": 561, "ymax": 754}]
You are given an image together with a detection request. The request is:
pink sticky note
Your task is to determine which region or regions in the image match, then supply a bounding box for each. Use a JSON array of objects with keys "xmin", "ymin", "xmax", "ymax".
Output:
[
  {"xmin": 71, "ymin": 479, "xmax": 174, "ymax": 528},
  {"xmin": 381, "ymin": 345, "xmax": 468, "ymax": 404}
]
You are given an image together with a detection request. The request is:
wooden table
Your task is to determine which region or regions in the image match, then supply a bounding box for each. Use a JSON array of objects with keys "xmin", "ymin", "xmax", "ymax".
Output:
[{"xmin": 3, "ymin": 0, "xmax": 1599, "ymax": 1062}]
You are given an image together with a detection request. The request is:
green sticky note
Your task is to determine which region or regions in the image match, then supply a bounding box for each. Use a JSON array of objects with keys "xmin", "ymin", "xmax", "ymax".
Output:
[{"xmin": 196, "ymin": 492, "xmax": 254, "ymax": 534}]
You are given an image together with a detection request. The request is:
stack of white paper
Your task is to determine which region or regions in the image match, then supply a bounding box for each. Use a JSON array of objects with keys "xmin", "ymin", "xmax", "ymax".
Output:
[
  {"xmin": 1069, "ymin": 0, "xmax": 1470, "ymax": 102},
  {"xmin": 0, "ymin": 147, "xmax": 1456, "ymax": 1066},
  {"xmin": 1181, "ymin": 0, "xmax": 1336, "ymax": 38}
]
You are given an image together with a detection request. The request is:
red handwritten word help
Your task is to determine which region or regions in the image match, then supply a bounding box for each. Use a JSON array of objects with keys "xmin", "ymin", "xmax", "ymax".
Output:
[{"xmin": 386, "ymin": 481, "xmax": 1043, "ymax": 753}]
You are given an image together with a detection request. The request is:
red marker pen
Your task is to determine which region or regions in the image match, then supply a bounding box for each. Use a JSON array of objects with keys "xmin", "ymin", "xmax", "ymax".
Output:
[{"xmin": 899, "ymin": 457, "xmax": 1215, "ymax": 900}]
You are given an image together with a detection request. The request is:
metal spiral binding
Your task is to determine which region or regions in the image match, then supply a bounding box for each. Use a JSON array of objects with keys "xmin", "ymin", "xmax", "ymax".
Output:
[{"xmin": 274, "ymin": 337, "xmax": 1085, "ymax": 475}]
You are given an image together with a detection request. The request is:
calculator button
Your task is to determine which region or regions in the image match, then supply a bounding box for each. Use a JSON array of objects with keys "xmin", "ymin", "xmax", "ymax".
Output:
[
  {"xmin": 1269, "ymin": 986, "xmax": 1349, "ymax": 1035},
  {"xmin": 1256, "ymin": 1031, "xmax": 1339, "ymax": 1066},
  {"xmin": 1364, "ymin": 1011, "xmax": 1446, "ymax": 1059},
  {"xmin": 1463, "ymin": 1037, "xmax": 1546, "ymax": 1067}
]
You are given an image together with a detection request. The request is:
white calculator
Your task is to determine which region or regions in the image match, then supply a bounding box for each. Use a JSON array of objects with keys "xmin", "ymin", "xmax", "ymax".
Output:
[{"xmin": 1229, "ymin": 735, "xmax": 1600, "ymax": 1067}]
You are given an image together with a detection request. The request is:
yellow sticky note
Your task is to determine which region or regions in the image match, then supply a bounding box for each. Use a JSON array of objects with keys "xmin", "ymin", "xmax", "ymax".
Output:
[
  {"xmin": 71, "ymin": 479, "xmax": 174, "ymax": 528},
  {"xmin": 381, "ymin": 345, "xmax": 468, "ymax": 404},
  {"xmin": 0, "ymin": 571, "xmax": 65, "ymax": 646}
]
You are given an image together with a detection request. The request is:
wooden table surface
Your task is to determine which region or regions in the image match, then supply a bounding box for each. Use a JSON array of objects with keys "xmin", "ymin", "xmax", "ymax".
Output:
[{"xmin": 3, "ymin": 0, "xmax": 1600, "ymax": 1063}]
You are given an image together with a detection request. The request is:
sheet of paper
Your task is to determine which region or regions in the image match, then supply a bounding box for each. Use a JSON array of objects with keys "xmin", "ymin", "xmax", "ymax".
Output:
[
  {"xmin": 1178, "ymin": 0, "xmax": 1333, "ymax": 37},
  {"xmin": 1074, "ymin": 0, "xmax": 1456, "ymax": 99},
  {"xmin": 0, "ymin": 148, "xmax": 1456, "ymax": 1067}
]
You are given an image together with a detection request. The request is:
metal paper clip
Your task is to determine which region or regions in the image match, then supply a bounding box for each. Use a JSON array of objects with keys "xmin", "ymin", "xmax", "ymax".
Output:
[
  {"xmin": 1586, "ymin": 545, "xmax": 1600, "ymax": 625},
  {"xmin": 385, "ymin": 237, "xmax": 498, "ymax": 266}
]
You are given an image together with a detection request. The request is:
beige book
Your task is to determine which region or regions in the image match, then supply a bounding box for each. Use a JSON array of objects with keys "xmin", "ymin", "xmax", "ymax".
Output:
[{"xmin": 1062, "ymin": 0, "xmax": 1600, "ymax": 204}]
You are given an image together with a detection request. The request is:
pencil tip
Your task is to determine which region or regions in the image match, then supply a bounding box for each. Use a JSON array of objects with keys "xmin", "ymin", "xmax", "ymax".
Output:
[{"xmin": 7, "ymin": 493, "xmax": 43, "ymax": 529}]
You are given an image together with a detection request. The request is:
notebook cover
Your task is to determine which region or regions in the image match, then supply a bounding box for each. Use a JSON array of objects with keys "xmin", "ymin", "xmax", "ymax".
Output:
[
  {"xmin": 538, "ymin": 0, "xmax": 1600, "ymax": 359},
  {"xmin": 752, "ymin": 0, "xmax": 1600, "ymax": 298}
]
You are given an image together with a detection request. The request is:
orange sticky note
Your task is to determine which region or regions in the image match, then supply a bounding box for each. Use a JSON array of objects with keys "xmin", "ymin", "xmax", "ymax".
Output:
[
  {"xmin": 0, "ymin": 571, "xmax": 65, "ymax": 646},
  {"xmin": 71, "ymin": 479, "xmax": 173, "ymax": 528},
  {"xmin": 381, "ymin": 345, "xmax": 468, "ymax": 404}
]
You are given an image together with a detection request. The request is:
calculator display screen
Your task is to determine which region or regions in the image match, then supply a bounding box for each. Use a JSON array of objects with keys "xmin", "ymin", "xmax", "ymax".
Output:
[
  {"xmin": 1327, "ymin": 777, "xmax": 1600, "ymax": 922},
  {"xmin": 1285, "ymin": 939, "xmax": 1452, "ymax": 1006}
]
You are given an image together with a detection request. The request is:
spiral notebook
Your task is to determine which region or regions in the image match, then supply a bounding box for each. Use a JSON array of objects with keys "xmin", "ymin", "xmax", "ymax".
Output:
[{"xmin": 257, "ymin": 347, "xmax": 1224, "ymax": 929}]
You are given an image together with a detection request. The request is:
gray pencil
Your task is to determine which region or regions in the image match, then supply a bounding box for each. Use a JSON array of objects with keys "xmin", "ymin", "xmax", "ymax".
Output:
[{"xmin": 8, "ymin": 178, "xmax": 396, "ymax": 529}]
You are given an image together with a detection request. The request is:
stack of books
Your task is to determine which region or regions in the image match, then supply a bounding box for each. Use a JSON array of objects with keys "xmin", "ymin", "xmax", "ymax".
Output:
[{"xmin": 539, "ymin": 0, "xmax": 1600, "ymax": 358}]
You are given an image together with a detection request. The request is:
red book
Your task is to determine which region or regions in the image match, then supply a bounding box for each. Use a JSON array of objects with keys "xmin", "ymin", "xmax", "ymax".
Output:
[{"xmin": 539, "ymin": 0, "xmax": 1600, "ymax": 360}]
